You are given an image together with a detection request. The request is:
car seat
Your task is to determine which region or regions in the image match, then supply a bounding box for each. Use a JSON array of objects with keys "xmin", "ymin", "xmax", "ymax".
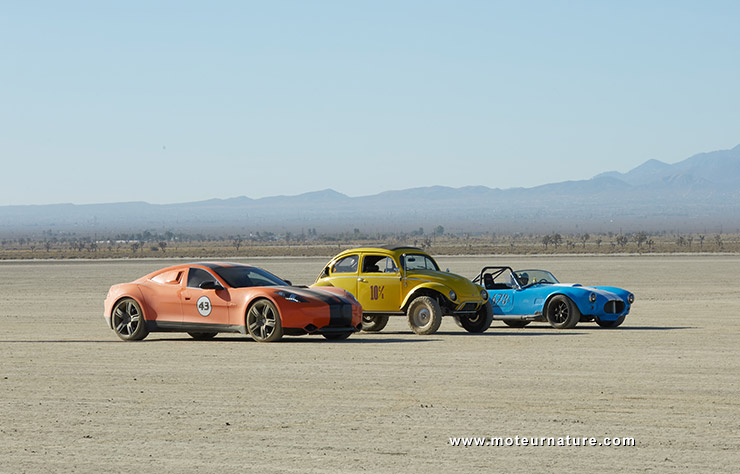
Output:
[{"xmin": 483, "ymin": 273, "xmax": 494, "ymax": 289}]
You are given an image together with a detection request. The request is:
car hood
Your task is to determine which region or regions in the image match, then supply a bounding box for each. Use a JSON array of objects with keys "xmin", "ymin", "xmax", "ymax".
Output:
[
  {"xmin": 550, "ymin": 283, "xmax": 626, "ymax": 300},
  {"xmin": 407, "ymin": 270, "xmax": 482, "ymax": 297}
]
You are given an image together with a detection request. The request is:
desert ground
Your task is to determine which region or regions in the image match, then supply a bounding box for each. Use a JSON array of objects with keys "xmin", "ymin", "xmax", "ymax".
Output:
[{"xmin": 1, "ymin": 255, "xmax": 738, "ymax": 473}]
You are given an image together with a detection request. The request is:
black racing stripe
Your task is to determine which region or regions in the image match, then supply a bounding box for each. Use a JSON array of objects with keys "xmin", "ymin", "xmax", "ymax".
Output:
[
  {"xmin": 288, "ymin": 288, "xmax": 353, "ymax": 327},
  {"xmin": 196, "ymin": 262, "xmax": 244, "ymax": 270}
]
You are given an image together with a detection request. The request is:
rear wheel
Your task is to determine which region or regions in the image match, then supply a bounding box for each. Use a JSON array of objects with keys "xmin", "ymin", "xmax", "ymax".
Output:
[
  {"xmin": 187, "ymin": 332, "xmax": 217, "ymax": 340},
  {"xmin": 503, "ymin": 320, "xmax": 531, "ymax": 328},
  {"xmin": 111, "ymin": 298, "xmax": 149, "ymax": 341},
  {"xmin": 596, "ymin": 316, "xmax": 625, "ymax": 328},
  {"xmin": 407, "ymin": 296, "xmax": 442, "ymax": 335},
  {"xmin": 545, "ymin": 295, "xmax": 580, "ymax": 329},
  {"xmin": 247, "ymin": 300, "xmax": 283, "ymax": 342},
  {"xmin": 361, "ymin": 314, "xmax": 389, "ymax": 332},
  {"xmin": 459, "ymin": 303, "xmax": 494, "ymax": 333}
]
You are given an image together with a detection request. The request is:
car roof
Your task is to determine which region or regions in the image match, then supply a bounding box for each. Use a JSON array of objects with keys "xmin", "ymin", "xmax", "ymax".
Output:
[{"xmin": 332, "ymin": 246, "xmax": 427, "ymax": 258}]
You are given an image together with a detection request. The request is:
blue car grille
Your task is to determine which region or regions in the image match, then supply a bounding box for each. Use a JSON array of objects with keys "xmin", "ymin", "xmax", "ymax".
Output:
[{"xmin": 604, "ymin": 300, "xmax": 625, "ymax": 314}]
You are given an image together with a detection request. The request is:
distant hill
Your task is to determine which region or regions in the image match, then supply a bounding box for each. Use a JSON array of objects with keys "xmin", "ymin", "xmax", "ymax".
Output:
[{"xmin": 2, "ymin": 145, "xmax": 740, "ymax": 236}]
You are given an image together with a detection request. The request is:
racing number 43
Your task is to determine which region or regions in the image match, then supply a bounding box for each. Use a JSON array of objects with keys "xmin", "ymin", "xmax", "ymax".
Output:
[{"xmin": 370, "ymin": 285, "xmax": 385, "ymax": 301}]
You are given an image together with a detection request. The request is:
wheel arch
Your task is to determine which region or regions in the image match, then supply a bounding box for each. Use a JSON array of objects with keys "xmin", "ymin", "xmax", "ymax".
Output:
[
  {"xmin": 401, "ymin": 284, "xmax": 450, "ymax": 313},
  {"xmin": 107, "ymin": 288, "xmax": 148, "ymax": 328},
  {"xmin": 244, "ymin": 296, "xmax": 282, "ymax": 325},
  {"xmin": 542, "ymin": 292, "xmax": 571, "ymax": 314}
]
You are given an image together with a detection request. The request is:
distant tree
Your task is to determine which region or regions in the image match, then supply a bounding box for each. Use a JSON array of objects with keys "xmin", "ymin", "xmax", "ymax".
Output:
[
  {"xmin": 634, "ymin": 232, "xmax": 648, "ymax": 248},
  {"xmin": 233, "ymin": 237, "xmax": 243, "ymax": 251},
  {"xmin": 542, "ymin": 234, "xmax": 551, "ymax": 249},
  {"xmin": 433, "ymin": 225, "xmax": 445, "ymax": 236},
  {"xmin": 698, "ymin": 235, "xmax": 705, "ymax": 249},
  {"xmin": 131, "ymin": 242, "xmax": 140, "ymax": 254},
  {"xmin": 715, "ymin": 234, "xmax": 723, "ymax": 249},
  {"xmin": 159, "ymin": 241, "xmax": 167, "ymax": 253},
  {"xmin": 615, "ymin": 235, "xmax": 629, "ymax": 248},
  {"xmin": 581, "ymin": 233, "xmax": 590, "ymax": 248},
  {"xmin": 550, "ymin": 233, "xmax": 562, "ymax": 248}
]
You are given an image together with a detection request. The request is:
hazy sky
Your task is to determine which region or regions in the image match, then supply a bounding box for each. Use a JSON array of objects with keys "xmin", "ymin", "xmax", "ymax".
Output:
[{"xmin": 2, "ymin": 1, "xmax": 739, "ymax": 205}]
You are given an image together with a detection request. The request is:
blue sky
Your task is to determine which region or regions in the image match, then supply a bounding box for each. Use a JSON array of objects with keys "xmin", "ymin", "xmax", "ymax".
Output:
[{"xmin": 2, "ymin": 0, "xmax": 739, "ymax": 205}]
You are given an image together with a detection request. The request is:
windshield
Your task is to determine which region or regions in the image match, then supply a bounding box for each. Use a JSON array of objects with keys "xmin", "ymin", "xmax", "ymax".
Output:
[
  {"xmin": 515, "ymin": 269, "xmax": 559, "ymax": 286},
  {"xmin": 403, "ymin": 253, "xmax": 440, "ymax": 271},
  {"xmin": 213, "ymin": 266, "xmax": 287, "ymax": 288}
]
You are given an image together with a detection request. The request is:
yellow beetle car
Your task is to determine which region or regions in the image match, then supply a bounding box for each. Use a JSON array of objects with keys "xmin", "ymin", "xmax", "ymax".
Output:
[{"xmin": 312, "ymin": 246, "xmax": 492, "ymax": 335}]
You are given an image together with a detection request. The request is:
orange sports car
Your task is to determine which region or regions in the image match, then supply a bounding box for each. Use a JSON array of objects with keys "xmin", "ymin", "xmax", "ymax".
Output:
[{"xmin": 103, "ymin": 262, "xmax": 363, "ymax": 342}]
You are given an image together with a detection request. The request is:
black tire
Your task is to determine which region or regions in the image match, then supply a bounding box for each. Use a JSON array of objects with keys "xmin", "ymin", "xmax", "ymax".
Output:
[
  {"xmin": 361, "ymin": 314, "xmax": 389, "ymax": 332},
  {"xmin": 459, "ymin": 303, "xmax": 494, "ymax": 333},
  {"xmin": 322, "ymin": 331, "xmax": 353, "ymax": 340},
  {"xmin": 247, "ymin": 299, "xmax": 284, "ymax": 342},
  {"xmin": 596, "ymin": 316, "xmax": 625, "ymax": 328},
  {"xmin": 545, "ymin": 295, "xmax": 580, "ymax": 329},
  {"xmin": 407, "ymin": 296, "xmax": 442, "ymax": 335},
  {"xmin": 187, "ymin": 332, "xmax": 218, "ymax": 340},
  {"xmin": 503, "ymin": 320, "xmax": 531, "ymax": 328},
  {"xmin": 111, "ymin": 298, "xmax": 149, "ymax": 341}
]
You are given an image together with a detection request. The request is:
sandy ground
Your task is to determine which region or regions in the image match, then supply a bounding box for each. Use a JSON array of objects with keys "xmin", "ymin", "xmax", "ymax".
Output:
[{"xmin": 1, "ymin": 255, "xmax": 739, "ymax": 473}]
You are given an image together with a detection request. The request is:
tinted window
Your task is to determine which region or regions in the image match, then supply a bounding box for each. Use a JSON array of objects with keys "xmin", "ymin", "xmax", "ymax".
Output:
[
  {"xmin": 362, "ymin": 255, "xmax": 398, "ymax": 273},
  {"xmin": 403, "ymin": 254, "xmax": 439, "ymax": 271},
  {"xmin": 332, "ymin": 255, "xmax": 358, "ymax": 274},
  {"xmin": 187, "ymin": 268, "xmax": 218, "ymax": 288},
  {"xmin": 213, "ymin": 266, "xmax": 287, "ymax": 288}
]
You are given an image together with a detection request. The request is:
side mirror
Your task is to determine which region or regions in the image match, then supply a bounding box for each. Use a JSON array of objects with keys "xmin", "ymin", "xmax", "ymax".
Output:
[
  {"xmin": 199, "ymin": 280, "xmax": 224, "ymax": 290},
  {"xmin": 283, "ymin": 279, "xmax": 292, "ymax": 286}
]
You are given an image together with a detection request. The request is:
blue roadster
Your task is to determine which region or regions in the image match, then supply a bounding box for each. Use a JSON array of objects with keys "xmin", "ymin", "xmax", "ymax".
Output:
[{"xmin": 472, "ymin": 266, "xmax": 634, "ymax": 329}]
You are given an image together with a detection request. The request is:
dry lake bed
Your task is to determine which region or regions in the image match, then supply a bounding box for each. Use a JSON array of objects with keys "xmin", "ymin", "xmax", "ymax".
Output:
[{"xmin": 1, "ymin": 255, "xmax": 738, "ymax": 473}]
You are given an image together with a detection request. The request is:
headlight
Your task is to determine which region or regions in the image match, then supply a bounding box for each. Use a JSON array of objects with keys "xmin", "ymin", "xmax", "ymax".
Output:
[
  {"xmin": 481, "ymin": 289, "xmax": 488, "ymax": 300},
  {"xmin": 589, "ymin": 292, "xmax": 597, "ymax": 303},
  {"xmin": 449, "ymin": 290, "xmax": 457, "ymax": 301},
  {"xmin": 628, "ymin": 293, "xmax": 635, "ymax": 304},
  {"xmin": 276, "ymin": 291, "xmax": 307, "ymax": 303}
]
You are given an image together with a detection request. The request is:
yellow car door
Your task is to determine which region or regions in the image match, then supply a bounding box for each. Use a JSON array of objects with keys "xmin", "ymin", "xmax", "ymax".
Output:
[
  {"xmin": 357, "ymin": 253, "xmax": 402, "ymax": 312},
  {"xmin": 326, "ymin": 253, "xmax": 360, "ymax": 296}
]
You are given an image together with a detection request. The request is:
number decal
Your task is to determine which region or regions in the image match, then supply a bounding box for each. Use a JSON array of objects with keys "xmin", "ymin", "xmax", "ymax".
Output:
[
  {"xmin": 491, "ymin": 293, "xmax": 510, "ymax": 307},
  {"xmin": 370, "ymin": 285, "xmax": 385, "ymax": 301},
  {"xmin": 197, "ymin": 296, "xmax": 212, "ymax": 317}
]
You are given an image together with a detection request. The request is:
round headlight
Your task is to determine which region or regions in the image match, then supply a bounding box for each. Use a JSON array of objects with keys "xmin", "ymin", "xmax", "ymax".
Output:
[
  {"xmin": 589, "ymin": 292, "xmax": 597, "ymax": 303},
  {"xmin": 449, "ymin": 290, "xmax": 457, "ymax": 301},
  {"xmin": 481, "ymin": 289, "xmax": 488, "ymax": 300},
  {"xmin": 628, "ymin": 293, "xmax": 635, "ymax": 304}
]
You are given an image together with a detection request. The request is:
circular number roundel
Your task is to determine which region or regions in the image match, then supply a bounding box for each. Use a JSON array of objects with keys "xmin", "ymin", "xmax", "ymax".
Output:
[{"xmin": 196, "ymin": 296, "xmax": 212, "ymax": 317}]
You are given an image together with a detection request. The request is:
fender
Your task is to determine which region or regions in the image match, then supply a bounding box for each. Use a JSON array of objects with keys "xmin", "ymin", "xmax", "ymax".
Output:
[
  {"xmin": 401, "ymin": 282, "xmax": 450, "ymax": 310},
  {"xmin": 105, "ymin": 285, "xmax": 147, "ymax": 329}
]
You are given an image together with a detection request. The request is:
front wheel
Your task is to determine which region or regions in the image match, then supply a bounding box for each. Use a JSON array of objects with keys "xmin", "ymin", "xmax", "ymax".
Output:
[
  {"xmin": 459, "ymin": 303, "xmax": 494, "ymax": 333},
  {"xmin": 111, "ymin": 298, "xmax": 149, "ymax": 341},
  {"xmin": 361, "ymin": 314, "xmax": 389, "ymax": 332},
  {"xmin": 545, "ymin": 295, "xmax": 580, "ymax": 329},
  {"xmin": 596, "ymin": 316, "xmax": 625, "ymax": 328},
  {"xmin": 407, "ymin": 296, "xmax": 442, "ymax": 335},
  {"xmin": 247, "ymin": 299, "xmax": 284, "ymax": 342}
]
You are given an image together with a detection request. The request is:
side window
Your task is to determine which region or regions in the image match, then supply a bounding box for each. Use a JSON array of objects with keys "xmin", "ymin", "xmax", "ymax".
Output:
[
  {"xmin": 332, "ymin": 255, "xmax": 358, "ymax": 274},
  {"xmin": 362, "ymin": 255, "xmax": 398, "ymax": 273},
  {"xmin": 187, "ymin": 268, "xmax": 217, "ymax": 288}
]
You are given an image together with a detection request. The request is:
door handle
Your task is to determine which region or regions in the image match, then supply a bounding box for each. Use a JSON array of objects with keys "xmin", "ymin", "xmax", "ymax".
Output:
[{"xmin": 358, "ymin": 278, "xmax": 368, "ymax": 283}]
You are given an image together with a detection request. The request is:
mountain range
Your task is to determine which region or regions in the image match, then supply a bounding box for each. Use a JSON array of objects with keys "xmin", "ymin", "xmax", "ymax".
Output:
[{"xmin": 2, "ymin": 145, "xmax": 740, "ymax": 236}]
